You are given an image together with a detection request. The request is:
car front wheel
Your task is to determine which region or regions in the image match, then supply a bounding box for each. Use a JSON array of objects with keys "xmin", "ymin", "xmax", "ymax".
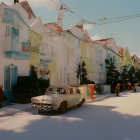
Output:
[{"xmin": 59, "ymin": 102, "xmax": 67, "ymax": 113}]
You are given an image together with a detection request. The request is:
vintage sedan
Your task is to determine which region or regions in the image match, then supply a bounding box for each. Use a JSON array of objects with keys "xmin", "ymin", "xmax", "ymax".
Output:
[{"xmin": 31, "ymin": 86, "xmax": 85, "ymax": 113}]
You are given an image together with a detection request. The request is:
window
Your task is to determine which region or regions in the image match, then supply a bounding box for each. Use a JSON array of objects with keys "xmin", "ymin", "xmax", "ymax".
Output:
[
  {"xmin": 22, "ymin": 41, "xmax": 30, "ymax": 53},
  {"xmin": 73, "ymin": 89, "xmax": 76, "ymax": 94},
  {"xmin": 11, "ymin": 27, "xmax": 19, "ymax": 52},
  {"xmin": 76, "ymin": 89, "xmax": 80, "ymax": 94},
  {"xmin": 6, "ymin": 25, "xmax": 11, "ymax": 36}
]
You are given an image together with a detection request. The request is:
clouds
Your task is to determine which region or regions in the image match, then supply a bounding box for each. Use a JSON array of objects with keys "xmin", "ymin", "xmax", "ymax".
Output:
[
  {"xmin": 0, "ymin": 0, "xmax": 60, "ymax": 9},
  {"xmin": 27, "ymin": 0, "xmax": 60, "ymax": 9},
  {"xmin": 130, "ymin": 50, "xmax": 140, "ymax": 57},
  {"xmin": 83, "ymin": 24, "xmax": 94, "ymax": 30},
  {"xmin": 0, "ymin": 0, "xmax": 11, "ymax": 5},
  {"xmin": 91, "ymin": 35, "xmax": 101, "ymax": 41}
]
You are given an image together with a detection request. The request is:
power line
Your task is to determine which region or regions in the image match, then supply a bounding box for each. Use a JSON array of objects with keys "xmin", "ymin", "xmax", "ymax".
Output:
[
  {"xmin": 84, "ymin": 14, "xmax": 140, "ymax": 25},
  {"xmin": 56, "ymin": 0, "xmax": 87, "ymax": 21},
  {"xmin": 52, "ymin": 0, "xmax": 140, "ymax": 26}
]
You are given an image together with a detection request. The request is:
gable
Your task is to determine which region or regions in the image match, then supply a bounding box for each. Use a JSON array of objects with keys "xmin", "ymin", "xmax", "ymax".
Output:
[
  {"xmin": 3, "ymin": 8, "xmax": 28, "ymax": 27},
  {"xmin": 106, "ymin": 39, "xmax": 119, "ymax": 53}
]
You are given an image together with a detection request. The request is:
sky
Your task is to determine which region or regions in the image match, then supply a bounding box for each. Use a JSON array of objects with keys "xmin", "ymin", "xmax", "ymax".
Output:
[{"xmin": 1, "ymin": 0, "xmax": 140, "ymax": 56}]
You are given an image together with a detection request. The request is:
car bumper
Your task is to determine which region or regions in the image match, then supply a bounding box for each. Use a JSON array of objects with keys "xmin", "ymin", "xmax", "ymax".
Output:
[{"xmin": 31, "ymin": 103, "xmax": 53, "ymax": 111}]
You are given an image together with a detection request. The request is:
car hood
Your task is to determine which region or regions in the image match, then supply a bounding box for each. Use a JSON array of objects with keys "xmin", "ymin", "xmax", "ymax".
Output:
[{"xmin": 32, "ymin": 94, "xmax": 63, "ymax": 104}]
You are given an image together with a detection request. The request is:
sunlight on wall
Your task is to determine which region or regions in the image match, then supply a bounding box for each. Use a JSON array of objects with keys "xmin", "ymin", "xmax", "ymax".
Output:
[
  {"xmin": 81, "ymin": 41, "xmax": 93, "ymax": 73},
  {"xmin": 48, "ymin": 60, "xmax": 56, "ymax": 85},
  {"xmin": 29, "ymin": 30, "xmax": 43, "ymax": 67}
]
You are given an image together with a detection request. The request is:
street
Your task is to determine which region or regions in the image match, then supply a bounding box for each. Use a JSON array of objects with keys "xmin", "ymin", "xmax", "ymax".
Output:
[
  {"xmin": 0, "ymin": 1, "xmax": 140, "ymax": 140},
  {"xmin": 0, "ymin": 92, "xmax": 140, "ymax": 140}
]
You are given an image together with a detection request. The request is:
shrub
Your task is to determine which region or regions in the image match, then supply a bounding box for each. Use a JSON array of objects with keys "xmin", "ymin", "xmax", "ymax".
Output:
[{"xmin": 14, "ymin": 66, "xmax": 50, "ymax": 103}]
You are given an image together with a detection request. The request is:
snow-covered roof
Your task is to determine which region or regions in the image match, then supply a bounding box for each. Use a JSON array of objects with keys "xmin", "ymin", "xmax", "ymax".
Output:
[
  {"xmin": 19, "ymin": 1, "xmax": 36, "ymax": 19},
  {"xmin": 44, "ymin": 22, "xmax": 63, "ymax": 34},
  {"xmin": 95, "ymin": 38, "xmax": 113, "ymax": 46},
  {"xmin": 9, "ymin": 0, "xmax": 36, "ymax": 19},
  {"xmin": 65, "ymin": 24, "xmax": 91, "ymax": 41},
  {"xmin": 0, "ymin": 2, "xmax": 9, "ymax": 9}
]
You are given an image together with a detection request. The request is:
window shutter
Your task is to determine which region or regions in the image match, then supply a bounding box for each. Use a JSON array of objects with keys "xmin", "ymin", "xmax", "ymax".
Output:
[
  {"xmin": 10, "ymin": 65, "xmax": 18, "ymax": 90},
  {"xmin": 4, "ymin": 66, "xmax": 10, "ymax": 91}
]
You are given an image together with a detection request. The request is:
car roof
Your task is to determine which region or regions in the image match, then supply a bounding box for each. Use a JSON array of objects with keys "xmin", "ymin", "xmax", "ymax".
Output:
[{"xmin": 49, "ymin": 85, "xmax": 79, "ymax": 89}]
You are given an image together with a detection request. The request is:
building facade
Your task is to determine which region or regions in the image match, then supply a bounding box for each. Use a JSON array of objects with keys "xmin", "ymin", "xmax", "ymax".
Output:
[{"xmin": 0, "ymin": 2, "xmax": 30, "ymax": 101}]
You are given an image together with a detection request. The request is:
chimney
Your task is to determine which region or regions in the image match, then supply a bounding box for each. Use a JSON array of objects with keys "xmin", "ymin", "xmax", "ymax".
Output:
[
  {"xmin": 57, "ymin": 5, "xmax": 64, "ymax": 28},
  {"xmin": 14, "ymin": 0, "xmax": 19, "ymax": 4}
]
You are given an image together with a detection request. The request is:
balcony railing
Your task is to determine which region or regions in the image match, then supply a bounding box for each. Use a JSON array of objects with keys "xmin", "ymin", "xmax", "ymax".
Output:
[
  {"xmin": 5, "ymin": 51, "xmax": 30, "ymax": 59},
  {"xmin": 40, "ymin": 52, "xmax": 46, "ymax": 56}
]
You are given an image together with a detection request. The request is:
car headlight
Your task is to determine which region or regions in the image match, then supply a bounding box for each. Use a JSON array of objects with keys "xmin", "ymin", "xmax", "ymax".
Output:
[
  {"xmin": 45, "ymin": 99, "xmax": 52, "ymax": 104},
  {"xmin": 31, "ymin": 98, "xmax": 35, "ymax": 102},
  {"xmin": 47, "ymin": 105, "xmax": 52, "ymax": 109}
]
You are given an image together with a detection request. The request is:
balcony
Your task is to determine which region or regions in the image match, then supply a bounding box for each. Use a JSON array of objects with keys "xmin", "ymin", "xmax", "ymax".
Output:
[
  {"xmin": 5, "ymin": 51, "xmax": 30, "ymax": 59},
  {"xmin": 40, "ymin": 58, "xmax": 52, "ymax": 63},
  {"xmin": 40, "ymin": 52, "xmax": 52, "ymax": 63},
  {"xmin": 40, "ymin": 52, "xmax": 46, "ymax": 56}
]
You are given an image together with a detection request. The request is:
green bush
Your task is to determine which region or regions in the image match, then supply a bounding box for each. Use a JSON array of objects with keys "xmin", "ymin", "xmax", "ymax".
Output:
[
  {"xmin": 14, "ymin": 76, "xmax": 50, "ymax": 103},
  {"xmin": 14, "ymin": 66, "xmax": 50, "ymax": 103}
]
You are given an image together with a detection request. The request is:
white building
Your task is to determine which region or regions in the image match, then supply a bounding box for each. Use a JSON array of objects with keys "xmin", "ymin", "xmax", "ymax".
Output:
[
  {"xmin": 0, "ymin": 2, "xmax": 30, "ymax": 101},
  {"xmin": 1, "ymin": 0, "xmax": 127, "ymax": 91},
  {"xmin": 95, "ymin": 38, "xmax": 122, "ymax": 72}
]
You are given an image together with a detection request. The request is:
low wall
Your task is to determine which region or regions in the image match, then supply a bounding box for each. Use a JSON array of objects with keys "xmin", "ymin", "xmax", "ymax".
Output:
[
  {"xmin": 136, "ymin": 87, "xmax": 140, "ymax": 92},
  {"xmin": 99, "ymin": 85, "xmax": 111, "ymax": 94}
]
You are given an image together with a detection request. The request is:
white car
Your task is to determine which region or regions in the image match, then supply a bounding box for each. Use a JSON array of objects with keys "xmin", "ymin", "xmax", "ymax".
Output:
[{"xmin": 31, "ymin": 86, "xmax": 85, "ymax": 113}]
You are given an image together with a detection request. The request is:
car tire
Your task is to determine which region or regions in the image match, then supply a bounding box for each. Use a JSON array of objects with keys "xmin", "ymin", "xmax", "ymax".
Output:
[
  {"xmin": 38, "ymin": 109, "xmax": 44, "ymax": 114},
  {"xmin": 59, "ymin": 102, "xmax": 67, "ymax": 113},
  {"xmin": 78, "ymin": 99, "xmax": 85, "ymax": 107}
]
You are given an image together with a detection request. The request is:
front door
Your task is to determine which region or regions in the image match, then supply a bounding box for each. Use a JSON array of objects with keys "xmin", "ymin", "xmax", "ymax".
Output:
[{"xmin": 4, "ymin": 65, "xmax": 18, "ymax": 101}]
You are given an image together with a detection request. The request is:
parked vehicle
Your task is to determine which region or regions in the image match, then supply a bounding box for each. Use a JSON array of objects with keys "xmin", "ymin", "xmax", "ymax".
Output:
[{"xmin": 31, "ymin": 86, "xmax": 85, "ymax": 113}]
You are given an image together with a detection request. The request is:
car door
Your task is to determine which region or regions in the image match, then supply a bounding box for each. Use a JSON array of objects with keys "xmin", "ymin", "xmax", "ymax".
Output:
[
  {"xmin": 67, "ymin": 88, "xmax": 77, "ymax": 108},
  {"xmin": 74, "ymin": 89, "xmax": 82, "ymax": 105}
]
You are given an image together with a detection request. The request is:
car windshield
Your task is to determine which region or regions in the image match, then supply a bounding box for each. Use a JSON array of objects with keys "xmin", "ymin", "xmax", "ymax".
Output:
[{"xmin": 46, "ymin": 87, "xmax": 66, "ymax": 94}]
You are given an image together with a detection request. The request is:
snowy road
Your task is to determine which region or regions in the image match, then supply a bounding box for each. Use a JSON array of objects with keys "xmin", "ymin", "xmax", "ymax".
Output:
[{"xmin": 0, "ymin": 92, "xmax": 140, "ymax": 140}]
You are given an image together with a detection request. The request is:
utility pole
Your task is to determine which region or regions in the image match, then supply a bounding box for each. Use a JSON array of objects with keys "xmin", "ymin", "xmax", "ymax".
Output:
[{"xmin": 57, "ymin": 5, "xmax": 64, "ymax": 28}]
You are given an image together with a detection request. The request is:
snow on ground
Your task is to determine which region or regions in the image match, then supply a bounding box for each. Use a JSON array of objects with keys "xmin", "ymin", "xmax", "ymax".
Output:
[
  {"xmin": 94, "ymin": 92, "xmax": 140, "ymax": 116},
  {"xmin": 0, "ymin": 104, "xmax": 29, "ymax": 117},
  {"xmin": 0, "ymin": 92, "xmax": 140, "ymax": 140}
]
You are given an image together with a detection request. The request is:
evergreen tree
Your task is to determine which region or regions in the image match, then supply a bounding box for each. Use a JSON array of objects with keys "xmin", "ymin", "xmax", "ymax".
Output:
[
  {"xmin": 105, "ymin": 58, "xmax": 120, "ymax": 92},
  {"xmin": 120, "ymin": 66, "xmax": 129, "ymax": 83},
  {"xmin": 81, "ymin": 61, "xmax": 88, "ymax": 84},
  {"xmin": 76, "ymin": 63, "xmax": 81, "ymax": 84},
  {"xmin": 136, "ymin": 69, "xmax": 140, "ymax": 85},
  {"xmin": 105, "ymin": 58, "xmax": 120, "ymax": 85},
  {"xmin": 76, "ymin": 60, "xmax": 88, "ymax": 85},
  {"xmin": 136, "ymin": 69, "xmax": 140, "ymax": 81},
  {"xmin": 121, "ymin": 65, "xmax": 136, "ymax": 84},
  {"xmin": 30, "ymin": 65, "xmax": 38, "ymax": 80},
  {"xmin": 128, "ymin": 66, "xmax": 136, "ymax": 84}
]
